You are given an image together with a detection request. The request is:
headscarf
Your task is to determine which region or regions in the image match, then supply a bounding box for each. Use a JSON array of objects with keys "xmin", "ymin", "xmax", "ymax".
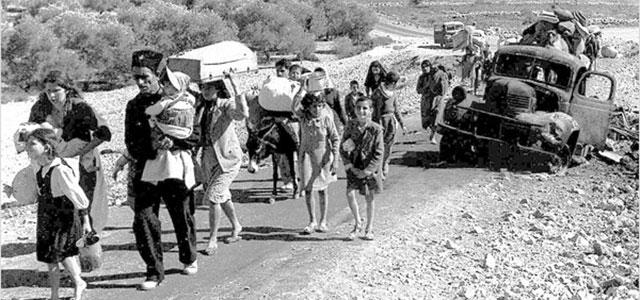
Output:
[
  {"xmin": 147, "ymin": 70, "xmax": 195, "ymax": 139},
  {"xmin": 364, "ymin": 60, "xmax": 388, "ymax": 91}
]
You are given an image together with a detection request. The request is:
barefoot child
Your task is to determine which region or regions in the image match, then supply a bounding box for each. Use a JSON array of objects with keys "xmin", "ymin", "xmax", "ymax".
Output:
[
  {"xmin": 24, "ymin": 128, "xmax": 92, "ymax": 299},
  {"xmin": 341, "ymin": 97, "xmax": 384, "ymax": 241},
  {"xmin": 293, "ymin": 93, "xmax": 340, "ymax": 234}
]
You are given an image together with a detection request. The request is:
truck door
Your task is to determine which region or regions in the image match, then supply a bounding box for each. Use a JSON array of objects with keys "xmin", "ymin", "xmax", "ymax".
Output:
[{"xmin": 570, "ymin": 71, "xmax": 615, "ymax": 147}]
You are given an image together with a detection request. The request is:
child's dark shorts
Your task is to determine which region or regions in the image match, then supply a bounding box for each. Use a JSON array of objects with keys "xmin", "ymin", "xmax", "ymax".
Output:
[{"xmin": 346, "ymin": 169, "xmax": 383, "ymax": 196}]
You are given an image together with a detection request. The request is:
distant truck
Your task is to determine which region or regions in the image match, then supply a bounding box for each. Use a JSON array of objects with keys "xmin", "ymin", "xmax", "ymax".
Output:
[
  {"xmin": 437, "ymin": 45, "xmax": 616, "ymax": 172},
  {"xmin": 434, "ymin": 21, "xmax": 464, "ymax": 48}
]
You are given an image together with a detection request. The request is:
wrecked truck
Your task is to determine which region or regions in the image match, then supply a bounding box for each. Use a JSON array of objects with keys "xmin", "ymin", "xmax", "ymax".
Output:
[{"xmin": 438, "ymin": 45, "xmax": 616, "ymax": 172}]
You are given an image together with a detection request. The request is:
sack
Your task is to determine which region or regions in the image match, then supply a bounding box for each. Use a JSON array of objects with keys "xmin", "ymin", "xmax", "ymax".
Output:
[
  {"xmin": 11, "ymin": 165, "xmax": 37, "ymax": 205},
  {"xmin": 258, "ymin": 77, "xmax": 301, "ymax": 112},
  {"xmin": 76, "ymin": 233, "xmax": 103, "ymax": 273}
]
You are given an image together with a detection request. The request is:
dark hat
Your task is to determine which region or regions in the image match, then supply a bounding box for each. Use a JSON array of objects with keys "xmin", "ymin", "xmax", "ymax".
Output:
[
  {"xmin": 572, "ymin": 11, "xmax": 587, "ymax": 26},
  {"xmin": 131, "ymin": 50, "xmax": 166, "ymax": 75}
]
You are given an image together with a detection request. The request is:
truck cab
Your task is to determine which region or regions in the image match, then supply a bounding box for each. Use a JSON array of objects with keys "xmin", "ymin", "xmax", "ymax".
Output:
[
  {"xmin": 434, "ymin": 21, "xmax": 465, "ymax": 48},
  {"xmin": 438, "ymin": 45, "xmax": 616, "ymax": 171}
]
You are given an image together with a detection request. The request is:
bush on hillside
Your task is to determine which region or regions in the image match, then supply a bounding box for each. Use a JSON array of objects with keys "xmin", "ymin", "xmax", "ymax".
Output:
[
  {"xmin": 117, "ymin": 0, "xmax": 237, "ymax": 55},
  {"xmin": 193, "ymin": 0, "xmax": 241, "ymax": 20},
  {"xmin": 82, "ymin": 0, "xmax": 132, "ymax": 12},
  {"xmin": 333, "ymin": 36, "xmax": 357, "ymax": 58},
  {"xmin": 314, "ymin": 0, "xmax": 377, "ymax": 43},
  {"xmin": 2, "ymin": 15, "xmax": 91, "ymax": 90},
  {"xmin": 233, "ymin": 2, "xmax": 316, "ymax": 60},
  {"xmin": 273, "ymin": 0, "xmax": 328, "ymax": 39}
]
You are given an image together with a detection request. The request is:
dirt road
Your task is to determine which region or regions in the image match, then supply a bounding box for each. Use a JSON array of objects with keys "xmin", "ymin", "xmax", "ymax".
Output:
[{"xmin": 1, "ymin": 115, "xmax": 489, "ymax": 300}]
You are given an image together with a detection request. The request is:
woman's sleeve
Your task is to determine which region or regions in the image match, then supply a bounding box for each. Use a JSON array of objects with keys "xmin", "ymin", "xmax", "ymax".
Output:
[
  {"xmin": 363, "ymin": 127, "xmax": 384, "ymax": 175},
  {"xmin": 51, "ymin": 166, "xmax": 90, "ymax": 216},
  {"xmin": 226, "ymin": 94, "xmax": 249, "ymax": 121},
  {"xmin": 416, "ymin": 75, "xmax": 425, "ymax": 94},
  {"xmin": 76, "ymin": 101, "xmax": 112, "ymax": 141},
  {"xmin": 393, "ymin": 96, "xmax": 405, "ymax": 128}
]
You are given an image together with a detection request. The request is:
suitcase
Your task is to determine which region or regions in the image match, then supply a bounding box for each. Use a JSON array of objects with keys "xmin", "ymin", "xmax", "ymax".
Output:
[{"xmin": 168, "ymin": 41, "xmax": 258, "ymax": 82}]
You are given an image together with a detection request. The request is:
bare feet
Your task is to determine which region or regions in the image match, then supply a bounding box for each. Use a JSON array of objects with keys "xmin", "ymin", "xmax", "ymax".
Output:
[
  {"xmin": 317, "ymin": 222, "xmax": 329, "ymax": 233},
  {"xmin": 225, "ymin": 226, "xmax": 243, "ymax": 244},
  {"xmin": 302, "ymin": 223, "xmax": 317, "ymax": 235},
  {"xmin": 75, "ymin": 279, "xmax": 87, "ymax": 300},
  {"xmin": 202, "ymin": 242, "xmax": 218, "ymax": 256}
]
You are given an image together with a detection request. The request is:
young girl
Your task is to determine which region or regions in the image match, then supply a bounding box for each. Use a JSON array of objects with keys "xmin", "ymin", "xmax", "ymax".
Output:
[
  {"xmin": 371, "ymin": 71, "xmax": 407, "ymax": 179},
  {"xmin": 293, "ymin": 93, "xmax": 340, "ymax": 234},
  {"xmin": 26, "ymin": 128, "xmax": 92, "ymax": 300},
  {"xmin": 364, "ymin": 60, "xmax": 387, "ymax": 97},
  {"xmin": 341, "ymin": 97, "xmax": 384, "ymax": 241},
  {"xmin": 195, "ymin": 74, "xmax": 248, "ymax": 255}
]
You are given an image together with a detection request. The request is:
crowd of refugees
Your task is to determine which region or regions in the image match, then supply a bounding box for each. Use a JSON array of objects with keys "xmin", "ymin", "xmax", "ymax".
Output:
[{"xmin": 7, "ymin": 45, "xmax": 452, "ymax": 298}]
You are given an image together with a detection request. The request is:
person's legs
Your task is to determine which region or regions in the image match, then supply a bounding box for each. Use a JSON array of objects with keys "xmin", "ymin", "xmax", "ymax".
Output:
[
  {"xmin": 303, "ymin": 188, "xmax": 317, "ymax": 233},
  {"xmin": 221, "ymin": 200, "xmax": 242, "ymax": 241},
  {"xmin": 48, "ymin": 263, "xmax": 60, "ymax": 300},
  {"xmin": 62, "ymin": 256, "xmax": 87, "ymax": 300},
  {"xmin": 346, "ymin": 189, "xmax": 362, "ymax": 240},
  {"xmin": 206, "ymin": 202, "xmax": 222, "ymax": 254},
  {"xmin": 317, "ymin": 189, "xmax": 328, "ymax": 232},
  {"xmin": 363, "ymin": 193, "xmax": 375, "ymax": 240},
  {"xmin": 159, "ymin": 179, "xmax": 197, "ymax": 268},
  {"xmin": 132, "ymin": 180, "xmax": 164, "ymax": 285}
]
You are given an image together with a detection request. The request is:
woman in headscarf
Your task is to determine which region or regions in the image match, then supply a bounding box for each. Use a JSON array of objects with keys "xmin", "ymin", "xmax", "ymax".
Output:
[
  {"xmin": 28, "ymin": 70, "xmax": 111, "ymax": 233},
  {"xmin": 364, "ymin": 60, "xmax": 388, "ymax": 97}
]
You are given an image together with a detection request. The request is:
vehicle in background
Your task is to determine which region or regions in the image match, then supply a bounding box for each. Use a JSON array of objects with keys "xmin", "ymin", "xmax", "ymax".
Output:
[
  {"xmin": 438, "ymin": 45, "xmax": 616, "ymax": 173},
  {"xmin": 434, "ymin": 21, "xmax": 465, "ymax": 48}
]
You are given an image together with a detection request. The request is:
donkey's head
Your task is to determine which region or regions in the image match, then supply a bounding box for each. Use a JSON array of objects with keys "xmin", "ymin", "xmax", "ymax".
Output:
[{"xmin": 246, "ymin": 122, "xmax": 281, "ymax": 173}]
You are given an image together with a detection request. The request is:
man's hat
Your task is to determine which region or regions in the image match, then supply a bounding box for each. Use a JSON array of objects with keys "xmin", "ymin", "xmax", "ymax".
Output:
[
  {"xmin": 131, "ymin": 50, "xmax": 166, "ymax": 75},
  {"xmin": 537, "ymin": 11, "xmax": 559, "ymax": 24}
]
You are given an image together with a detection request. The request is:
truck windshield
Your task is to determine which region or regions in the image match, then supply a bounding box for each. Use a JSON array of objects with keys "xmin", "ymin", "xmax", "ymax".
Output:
[{"xmin": 494, "ymin": 54, "xmax": 572, "ymax": 88}]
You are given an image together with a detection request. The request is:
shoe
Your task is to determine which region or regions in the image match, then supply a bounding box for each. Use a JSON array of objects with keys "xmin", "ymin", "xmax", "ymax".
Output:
[
  {"xmin": 202, "ymin": 243, "xmax": 218, "ymax": 256},
  {"xmin": 362, "ymin": 231, "xmax": 374, "ymax": 241},
  {"xmin": 139, "ymin": 279, "xmax": 160, "ymax": 290},
  {"xmin": 346, "ymin": 223, "xmax": 362, "ymax": 241},
  {"xmin": 182, "ymin": 260, "xmax": 198, "ymax": 275}
]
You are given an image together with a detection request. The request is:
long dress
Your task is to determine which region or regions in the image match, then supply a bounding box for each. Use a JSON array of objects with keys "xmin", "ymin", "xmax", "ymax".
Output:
[{"xmin": 297, "ymin": 108, "xmax": 340, "ymax": 192}]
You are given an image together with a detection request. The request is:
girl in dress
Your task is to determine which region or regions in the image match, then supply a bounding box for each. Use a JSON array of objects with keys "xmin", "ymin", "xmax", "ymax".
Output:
[
  {"xmin": 26, "ymin": 128, "xmax": 92, "ymax": 300},
  {"xmin": 293, "ymin": 93, "xmax": 340, "ymax": 234}
]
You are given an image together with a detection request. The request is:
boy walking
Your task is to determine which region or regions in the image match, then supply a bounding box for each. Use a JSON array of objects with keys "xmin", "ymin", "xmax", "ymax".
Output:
[{"xmin": 341, "ymin": 96, "xmax": 384, "ymax": 241}]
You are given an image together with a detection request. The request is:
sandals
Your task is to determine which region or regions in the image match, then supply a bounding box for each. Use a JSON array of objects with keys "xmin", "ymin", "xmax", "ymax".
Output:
[{"xmin": 225, "ymin": 235, "xmax": 242, "ymax": 244}]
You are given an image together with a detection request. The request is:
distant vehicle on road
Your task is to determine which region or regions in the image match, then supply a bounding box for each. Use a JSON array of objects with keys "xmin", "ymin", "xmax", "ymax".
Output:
[{"xmin": 434, "ymin": 21, "xmax": 464, "ymax": 48}]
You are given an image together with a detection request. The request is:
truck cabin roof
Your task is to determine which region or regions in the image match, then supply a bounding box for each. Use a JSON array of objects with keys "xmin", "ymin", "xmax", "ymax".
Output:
[{"xmin": 495, "ymin": 45, "xmax": 587, "ymax": 70}]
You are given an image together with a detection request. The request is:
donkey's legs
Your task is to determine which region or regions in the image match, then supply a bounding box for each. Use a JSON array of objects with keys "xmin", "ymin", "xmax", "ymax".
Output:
[
  {"xmin": 270, "ymin": 155, "xmax": 279, "ymax": 204},
  {"xmin": 287, "ymin": 151, "xmax": 299, "ymax": 199}
]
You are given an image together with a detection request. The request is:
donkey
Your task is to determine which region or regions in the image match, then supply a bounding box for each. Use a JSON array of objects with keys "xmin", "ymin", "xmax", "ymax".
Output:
[{"xmin": 245, "ymin": 93, "xmax": 300, "ymax": 203}]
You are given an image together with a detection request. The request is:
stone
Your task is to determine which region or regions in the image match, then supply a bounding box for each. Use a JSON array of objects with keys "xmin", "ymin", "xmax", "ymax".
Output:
[
  {"xmin": 599, "ymin": 197, "xmax": 625, "ymax": 212},
  {"xmin": 444, "ymin": 239, "xmax": 460, "ymax": 250},
  {"xmin": 592, "ymin": 240, "xmax": 611, "ymax": 256},
  {"xmin": 575, "ymin": 236, "xmax": 591, "ymax": 250},
  {"xmin": 571, "ymin": 289, "xmax": 595, "ymax": 300},
  {"xmin": 572, "ymin": 187, "xmax": 586, "ymax": 195},
  {"xmin": 461, "ymin": 212, "xmax": 474, "ymax": 219},
  {"xmin": 471, "ymin": 226, "xmax": 485, "ymax": 234},
  {"xmin": 580, "ymin": 254, "xmax": 599, "ymax": 267},
  {"xmin": 612, "ymin": 245, "xmax": 625, "ymax": 257},
  {"xmin": 483, "ymin": 253, "xmax": 497, "ymax": 269},
  {"xmin": 520, "ymin": 198, "xmax": 529, "ymax": 205}
]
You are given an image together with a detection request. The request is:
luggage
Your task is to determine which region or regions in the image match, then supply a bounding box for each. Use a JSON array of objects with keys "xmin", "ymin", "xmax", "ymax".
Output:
[
  {"xmin": 258, "ymin": 77, "xmax": 301, "ymax": 112},
  {"xmin": 168, "ymin": 41, "xmax": 258, "ymax": 83},
  {"xmin": 11, "ymin": 165, "xmax": 37, "ymax": 205}
]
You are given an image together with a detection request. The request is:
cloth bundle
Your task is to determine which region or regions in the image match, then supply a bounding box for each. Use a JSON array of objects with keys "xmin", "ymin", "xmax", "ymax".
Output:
[{"xmin": 520, "ymin": 9, "xmax": 592, "ymax": 58}]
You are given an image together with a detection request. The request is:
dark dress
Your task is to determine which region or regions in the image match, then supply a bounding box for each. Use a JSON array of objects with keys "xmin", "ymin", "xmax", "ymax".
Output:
[{"xmin": 36, "ymin": 162, "xmax": 86, "ymax": 263}]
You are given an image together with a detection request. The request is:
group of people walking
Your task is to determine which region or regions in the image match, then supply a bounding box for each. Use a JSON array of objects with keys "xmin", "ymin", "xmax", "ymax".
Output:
[{"xmin": 11, "ymin": 48, "xmax": 450, "ymax": 297}]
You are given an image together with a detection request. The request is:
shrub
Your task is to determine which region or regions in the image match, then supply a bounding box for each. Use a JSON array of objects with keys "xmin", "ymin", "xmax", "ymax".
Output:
[
  {"xmin": 193, "ymin": 0, "xmax": 241, "ymax": 19},
  {"xmin": 315, "ymin": 0, "xmax": 377, "ymax": 43},
  {"xmin": 333, "ymin": 36, "xmax": 357, "ymax": 58},
  {"xmin": 117, "ymin": 0, "xmax": 237, "ymax": 55},
  {"xmin": 82, "ymin": 0, "xmax": 131, "ymax": 12},
  {"xmin": 233, "ymin": 2, "xmax": 316, "ymax": 60},
  {"xmin": 273, "ymin": 0, "xmax": 327, "ymax": 39}
]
